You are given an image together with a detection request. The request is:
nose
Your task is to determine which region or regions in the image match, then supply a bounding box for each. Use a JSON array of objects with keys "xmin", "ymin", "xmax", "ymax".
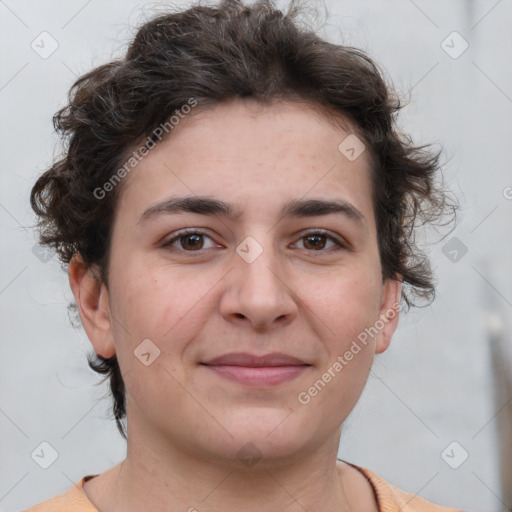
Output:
[{"xmin": 219, "ymin": 235, "xmax": 298, "ymax": 331}]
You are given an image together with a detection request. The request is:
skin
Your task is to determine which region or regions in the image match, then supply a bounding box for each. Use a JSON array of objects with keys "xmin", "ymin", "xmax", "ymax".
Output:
[{"xmin": 69, "ymin": 98, "xmax": 401, "ymax": 512}]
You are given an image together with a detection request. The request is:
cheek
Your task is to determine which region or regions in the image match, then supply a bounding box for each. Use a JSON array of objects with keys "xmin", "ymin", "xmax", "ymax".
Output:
[
  {"xmin": 107, "ymin": 257, "xmax": 217, "ymax": 375},
  {"xmin": 109, "ymin": 253, "xmax": 190, "ymax": 331},
  {"xmin": 306, "ymin": 263, "xmax": 382, "ymax": 347},
  {"xmin": 300, "ymin": 288, "xmax": 377, "ymax": 422}
]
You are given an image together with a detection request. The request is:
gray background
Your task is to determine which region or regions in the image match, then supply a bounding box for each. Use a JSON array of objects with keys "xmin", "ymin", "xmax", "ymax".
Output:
[{"xmin": 1, "ymin": 1, "xmax": 511, "ymax": 511}]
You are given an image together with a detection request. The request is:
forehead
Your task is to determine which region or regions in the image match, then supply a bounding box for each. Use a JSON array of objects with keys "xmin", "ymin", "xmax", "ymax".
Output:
[
  {"xmin": 115, "ymin": 99, "xmax": 375, "ymax": 228},
  {"xmin": 167, "ymin": 98, "xmax": 363, "ymax": 155}
]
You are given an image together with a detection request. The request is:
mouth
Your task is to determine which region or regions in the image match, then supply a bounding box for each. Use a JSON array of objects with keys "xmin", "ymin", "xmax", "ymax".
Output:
[{"xmin": 200, "ymin": 352, "xmax": 311, "ymax": 386}]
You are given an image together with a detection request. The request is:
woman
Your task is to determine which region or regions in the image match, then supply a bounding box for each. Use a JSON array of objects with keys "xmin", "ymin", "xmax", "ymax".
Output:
[{"xmin": 26, "ymin": 0, "xmax": 462, "ymax": 510}]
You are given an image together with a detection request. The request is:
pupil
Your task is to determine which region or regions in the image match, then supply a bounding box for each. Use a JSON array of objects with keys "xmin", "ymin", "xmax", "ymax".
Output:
[
  {"xmin": 183, "ymin": 234, "xmax": 202, "ymax": 249},
  {"xmin": 306, "ymin": 235, "xmax": 325, "ymax": 250}
]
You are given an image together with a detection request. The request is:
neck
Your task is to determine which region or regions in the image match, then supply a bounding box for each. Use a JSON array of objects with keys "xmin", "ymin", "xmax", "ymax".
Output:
[{"xmin": 85, "ymin": 425, "xmax": 359, "ymax": 512}]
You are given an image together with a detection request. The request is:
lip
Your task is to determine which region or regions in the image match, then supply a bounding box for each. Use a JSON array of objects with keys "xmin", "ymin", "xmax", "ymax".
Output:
[
  {"xmin": 203, "ymin": 352, "xmax": 308, "ymax": 367},
  {"xmin": 201, "ymin": 352, "xmax": 310, "ymax": 386}
]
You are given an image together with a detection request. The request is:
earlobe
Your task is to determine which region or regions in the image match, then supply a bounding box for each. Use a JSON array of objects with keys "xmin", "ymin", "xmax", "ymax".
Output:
[
  {"xmin": 68, "ymin": 253, "xmax": 116, "ymax": 358},
  {"xmin": 375, "ymin": 276, "xmax": 402, "ymax": 355}
]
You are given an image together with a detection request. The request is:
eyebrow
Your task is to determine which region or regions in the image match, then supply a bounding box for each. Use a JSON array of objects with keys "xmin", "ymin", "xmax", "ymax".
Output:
[{"xmin": 138, "ymin": 195, "xmax": 367, "ymax": 229}]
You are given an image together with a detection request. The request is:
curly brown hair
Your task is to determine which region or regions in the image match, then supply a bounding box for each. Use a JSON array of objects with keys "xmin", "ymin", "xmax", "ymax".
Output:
[{"xmin": 30, "ymin": 0, "xmax": 456, "ymax": 440}]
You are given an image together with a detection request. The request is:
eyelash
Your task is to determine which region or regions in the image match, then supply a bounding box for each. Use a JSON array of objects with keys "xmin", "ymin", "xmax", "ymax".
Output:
[{"xmin": 161, "ymin": 228, "xmax": 348, "ymax": 254}]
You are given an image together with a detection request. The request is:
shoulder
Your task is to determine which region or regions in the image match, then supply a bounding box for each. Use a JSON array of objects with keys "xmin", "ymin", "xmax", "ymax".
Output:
[
  {"xmin": 346, "ymin": 462, "xmax": 465, "ymax": 512},
  {"xmin": 23, "ymin": 476, "xmax": 98, "ymax": 512}
]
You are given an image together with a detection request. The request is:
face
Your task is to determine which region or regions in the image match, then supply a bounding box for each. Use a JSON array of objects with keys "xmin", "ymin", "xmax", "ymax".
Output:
[{"xmin": 74, "ymin": 99, "xmax": 400, "ymax": 466}]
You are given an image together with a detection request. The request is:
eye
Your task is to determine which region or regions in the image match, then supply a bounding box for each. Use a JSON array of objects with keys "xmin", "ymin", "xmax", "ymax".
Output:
[
  {"xmin": 162, "ymin": 229, "xmax": 220, "ymax": 252},
  {"xmin": 161, "ymin": 229, "xmax": 347, "ymax": 254},
  {"xmin": 293, "ymin": 230, "xmax": 346, "ymax": 252}
]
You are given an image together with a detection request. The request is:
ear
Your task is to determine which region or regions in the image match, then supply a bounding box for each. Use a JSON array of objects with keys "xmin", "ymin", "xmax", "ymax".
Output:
[
  {"xmin": 68, "ymin": 253, "xmax": 116, "ymax": 358},
  {"xmin": 374, "ymin": 276, "xmax": 402, "ymax": 355}
]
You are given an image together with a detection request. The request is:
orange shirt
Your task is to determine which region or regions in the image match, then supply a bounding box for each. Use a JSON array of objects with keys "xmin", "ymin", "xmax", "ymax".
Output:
[{"xmin": 24, "ymin": 463, "xmax": 464, "ymax": 512}]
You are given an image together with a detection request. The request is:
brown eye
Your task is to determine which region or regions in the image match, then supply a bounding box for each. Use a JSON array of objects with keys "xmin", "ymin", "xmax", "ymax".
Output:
[
  {"xmin": 162, "ymin": 230, "xmax": 219, "ymax": 252},
  {"xmin": 294, "ymin": 231, "xmax": 345, "ymax": 252},
  {"xmin": 179, "ymin": 233, "xmax": 204, "ymax": 250},
  {"xmin": 303, "ymin": 234, "xmax": 328, "ymax": 250}
]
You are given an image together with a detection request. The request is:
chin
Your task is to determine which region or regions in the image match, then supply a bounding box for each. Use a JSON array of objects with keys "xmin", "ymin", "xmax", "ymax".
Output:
[{"xmin": 211, "ymin": 408, "xmax": 322, "ymax": 463}]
